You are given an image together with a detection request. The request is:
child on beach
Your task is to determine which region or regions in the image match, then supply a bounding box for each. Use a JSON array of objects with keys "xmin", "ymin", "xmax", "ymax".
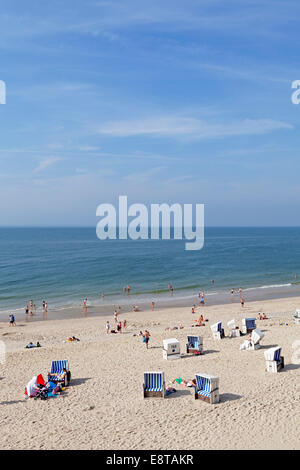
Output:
[
  {"xmin": 240, "ymin": 298, "xmax": 245, "ymax": 307},
  {"xmin": 9, "ymin": 314, "xmax": 16, "ymax": 326}
]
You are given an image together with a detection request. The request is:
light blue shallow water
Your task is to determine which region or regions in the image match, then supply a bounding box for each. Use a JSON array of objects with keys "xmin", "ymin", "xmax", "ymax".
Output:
[{"xmin": 0, "ymin": 227, "xmax": 300, "ymax": 313}]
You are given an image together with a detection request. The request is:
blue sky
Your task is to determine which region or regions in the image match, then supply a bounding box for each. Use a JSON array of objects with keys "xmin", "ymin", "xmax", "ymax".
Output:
[{"xmin": 0, "ymin": 0, "xmax": 300, "ymax": 226}]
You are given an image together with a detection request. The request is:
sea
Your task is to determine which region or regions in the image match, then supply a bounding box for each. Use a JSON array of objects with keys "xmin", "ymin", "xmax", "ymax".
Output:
[{"xmin": 0, "ymin": 227, "xmax": 300, "ymax": 319}]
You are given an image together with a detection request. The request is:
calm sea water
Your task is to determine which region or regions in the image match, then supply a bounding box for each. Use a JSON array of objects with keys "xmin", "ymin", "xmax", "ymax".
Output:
[{"xmin": 0, "ymin": 227, "xmax": 300, "ymax": 314}]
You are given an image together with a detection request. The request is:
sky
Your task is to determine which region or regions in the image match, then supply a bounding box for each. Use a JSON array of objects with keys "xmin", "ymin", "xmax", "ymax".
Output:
[{"xmin": 0, "ymin": 0, "xmax": 300, "ymax": 226}]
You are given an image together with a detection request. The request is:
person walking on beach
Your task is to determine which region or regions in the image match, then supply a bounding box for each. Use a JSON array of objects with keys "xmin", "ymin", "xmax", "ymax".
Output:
[
  {"xmin": 114, "ymin": 310, "xmax": 119, "ymax": 323},
  {"xmin": 123, "ymin": 319, "xmax": 127, "ymax": 330},
  {"xmin": 152, "ymin": 301, "xmax": 155, "ymax": 311},
  {"xmin": 9, "ymin": 314, "xmax": 16, "ymax": 327},
  {"xmin": 240, "ymin": 297, "xmax": 245, "ymax": 308},
  {"xmin": 143, "ymin": 330, "xmax": 150, "ymax": 349},
  {"xmin": 106, "ymin": 321, "xmax": 110, "ymax": 334}
]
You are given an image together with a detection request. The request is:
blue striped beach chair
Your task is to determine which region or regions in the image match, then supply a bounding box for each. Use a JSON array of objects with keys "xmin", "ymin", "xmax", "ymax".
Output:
[
  {"xmin": 211, "ymin": 322, "xmax": 225, "ymax": 340},
  {"xmin": 264, "ymin": 347, "xmax": 284, "ymax": 373},
  {"xmin": 143, "ymin": 371, "xmax": 165, "ymax": 398},
  {"xmin": 48, "ymin": 360, "xmax": 71, "ymax": 386},
  {"xmin": 194, "ymin": 373, "xmax": 219, "ymax": 404},
  {"xmin": 186, "ymin": 336, "xmax": 203, "ymax": 354},
  {"xmin": 241, "ymin": 318, "xmax": 256, "ymax": 334}
]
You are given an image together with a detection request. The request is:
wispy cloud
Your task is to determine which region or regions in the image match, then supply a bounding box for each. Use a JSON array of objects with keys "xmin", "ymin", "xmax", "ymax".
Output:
[
  {"xmin": 96, "ymin": 116, "xmax": 293, "ymax": 140},
  {"xmin": 33, "ymin": 157, "xmax": 62, "ymax": 173}
]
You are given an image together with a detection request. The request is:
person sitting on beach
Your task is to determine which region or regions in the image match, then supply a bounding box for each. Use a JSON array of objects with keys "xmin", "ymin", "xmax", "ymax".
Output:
[
  {"xmin": 133, "ymin": 305, "xmax": 140, "ymax": 312},
  {"xmin": 171, "ymin": 378, "xmax": 196, "ymax": 388},
  {"xmin": 193, "ymin": 315, "xmax": 205, "ymax": 326},
  {"xmin": 25, "ymin": 342, "xmax": 34, "ymax": 349},
  {"xmin": 48, "ymin": 368, "xmax": 68, "ymax": 384},
  {"xmin": 258, "ymin": 312, "xmax": 268, "ymax": 320}
]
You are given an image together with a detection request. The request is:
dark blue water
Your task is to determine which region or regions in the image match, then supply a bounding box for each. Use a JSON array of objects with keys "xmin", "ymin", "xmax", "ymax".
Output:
[{"xmin": 0, "ymin": 227, "xmax": 300, "ymax": 313}]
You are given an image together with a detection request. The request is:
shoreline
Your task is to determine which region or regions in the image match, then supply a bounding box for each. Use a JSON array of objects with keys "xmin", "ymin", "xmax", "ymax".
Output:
[{"xmin": 2, "ymin": 283, "xmax": 300, "ymax": 324}]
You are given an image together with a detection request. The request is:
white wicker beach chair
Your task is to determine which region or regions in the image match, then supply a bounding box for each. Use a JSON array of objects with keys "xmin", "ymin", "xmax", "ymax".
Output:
[
  {"xmin": 227, "ymin": 319, "xmax": 240, "ymax": 337},
  {"xmin": 264, "ymin": 347, "xmax": 284, "ymax": 373},
  {"xmin": 211, "ymin": 322, "xmax": 225, "ymax": 340}
]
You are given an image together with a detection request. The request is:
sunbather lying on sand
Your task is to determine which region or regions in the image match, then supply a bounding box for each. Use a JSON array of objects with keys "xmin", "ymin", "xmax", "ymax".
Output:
[
  {"xmin": 258, "ymin": 313, "xmax": 268, "ymax": 320},
  {"xmin": 171, "ymin": 378, "xmax": 196, "ymax": 388}
]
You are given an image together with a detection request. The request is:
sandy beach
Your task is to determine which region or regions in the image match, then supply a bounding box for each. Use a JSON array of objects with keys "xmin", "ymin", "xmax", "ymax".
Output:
[{"xmin": 0, "ymin": 295, "xmax": 299, "ymax": 450}]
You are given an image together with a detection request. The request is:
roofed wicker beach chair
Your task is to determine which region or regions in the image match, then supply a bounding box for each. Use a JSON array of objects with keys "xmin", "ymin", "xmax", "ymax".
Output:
[
  {"xmin": 264, "ymin": 347, "xmax": 284, "ymax": 373},
  {"xmin": 194, "ymin": 373, "xmax": 219, "ymax": 404},
  {"xmin": 227, "ymin": 319, "xmax": 240, "ymax": 337},
  {"xmin": 294, "ymin": 309, "xmax": 300, "ymax": 325},
  {"xmin": 186, "ymin": 335, "xmax": 203, "ymax": 355},
  {"xmin": 246, "ymin": 329, "xmax": 265, "ymax": 350},
  {"xmin": 143, "ymin": 371, "xmax": 165, "ymax": 398},
  {"xmin": 48, "ymin": 360, "xmax": 71, "ymax": 386},
  {"xmin": 211, "ymin": 322, "xmax": 225, "ymax": 340},
  {"xmin": 241, "ymin": 318, "xmax": 256, "ymax": 334}
]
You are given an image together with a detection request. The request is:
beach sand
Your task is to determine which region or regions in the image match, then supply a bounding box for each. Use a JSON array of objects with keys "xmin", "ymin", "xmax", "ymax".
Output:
[{"xmin": 0, "ymin": 296, "xmax": 299, "ymax": 450}]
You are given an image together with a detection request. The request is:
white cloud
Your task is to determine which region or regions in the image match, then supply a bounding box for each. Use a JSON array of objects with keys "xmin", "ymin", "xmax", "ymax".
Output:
[{"xmin": 96, "ymin": 116, "xmax": 293, "ymax": 140}]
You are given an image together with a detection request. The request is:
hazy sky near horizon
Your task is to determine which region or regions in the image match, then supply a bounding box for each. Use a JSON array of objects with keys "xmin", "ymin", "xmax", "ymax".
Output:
[{"xmin": 0, "ymin": 0, "xmax": 300, "ymax": 226}]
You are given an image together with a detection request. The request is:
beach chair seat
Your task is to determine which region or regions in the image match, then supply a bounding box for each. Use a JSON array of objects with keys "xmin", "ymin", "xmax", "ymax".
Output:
[
  {"xmin": 211, "ymin": 322, "xmax": 225, "ymax": 340},
  {"xmin": 186, "ymin": 335, "xmax": 203, "ymax": 354},
  {"xmin": 264, "ymin": 347, "xmax": 284, "ymax": 373},
  {"xmin": 241, "ymin": 318, "xmax": 256, "ymax": 334},
  {"xmin": 195, "ymin": 373, "xmax": 219, "ymax": 404},
  {"xmin": 227, "ymin": 319, "xmax": 240, "ymax": 337},
  {"xmin": 143, "ymin": 372, "xmax": 165, "ymax": 398},
  {"xmin": 47, "ymin": 360, "xmax": 71, "ymax": 386}
]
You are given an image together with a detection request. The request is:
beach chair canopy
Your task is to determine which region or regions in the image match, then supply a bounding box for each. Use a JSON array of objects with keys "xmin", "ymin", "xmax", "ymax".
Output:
[
  {"xmin": 144, "ymin": 372, "xmax": 164, "ymax": 392},
  {"xmin": 50, "ymin": 360, "xmax": 69, "ymax": 374},
  {"xmin": 264, "ymin": 347, "xmax": 281, "ymax": 363},
  {"xmin": 243, "ymin": 318, "xmax": 256, "ymax": 329},
  {"xmin": 187, "ymin": 336, "xmax": 201, "ymax": 348},
  {"xmin": 227, "ymin": 319, "xmax": 236, "ymax": 330},
  {"xmin": 195, "ymin": 373, "xmax": 218, "ymax": 397},
  {"xmin": 211, "ymin": 322, "xmax": 222, "ymax": 333},
  {"xmin": 251, "ymin": 329, "xmax": 264, "ymax": 345}
]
